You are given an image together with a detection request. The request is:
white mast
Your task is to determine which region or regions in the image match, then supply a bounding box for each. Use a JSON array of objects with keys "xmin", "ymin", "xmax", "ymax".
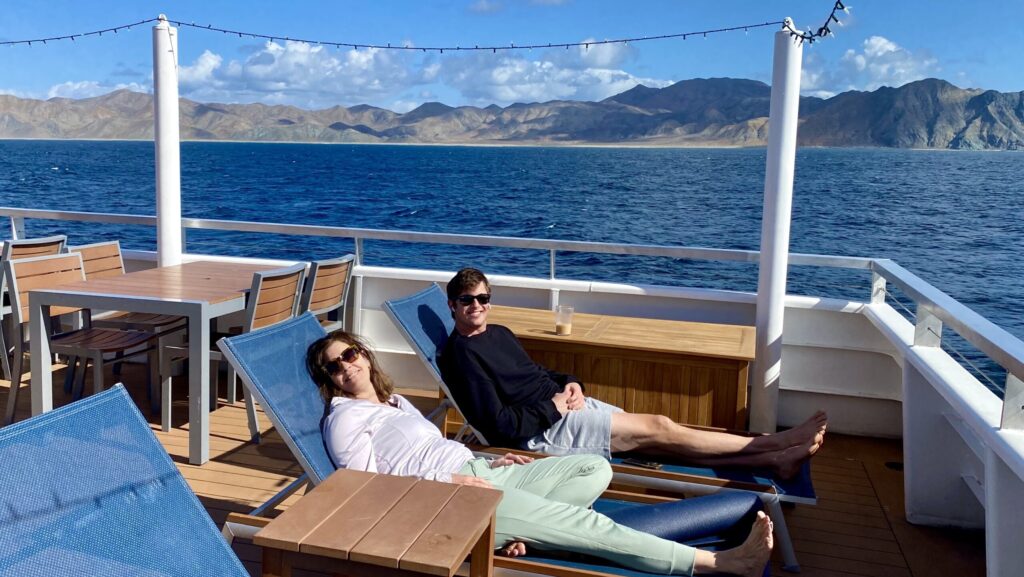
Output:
[
  {"xmin": 750, "ymin": 19, "xmax": 803, "ymax": 433},
  {"xmin": 153, "ymin": 14, "xmax": 182, "ymax": 266}
]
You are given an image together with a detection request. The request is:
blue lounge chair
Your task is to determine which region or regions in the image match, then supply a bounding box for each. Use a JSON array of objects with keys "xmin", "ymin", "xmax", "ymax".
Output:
[
  {"xmin": 383, "ymin": 284, "xmax": 809, "ymax": 571},
  {"xmin": 217, "ymin": 313, "xmax": 770, "ymax": 576},
  {"xmin": 0, "ymin": 385, "xmax": 248, "ymax": 577}
]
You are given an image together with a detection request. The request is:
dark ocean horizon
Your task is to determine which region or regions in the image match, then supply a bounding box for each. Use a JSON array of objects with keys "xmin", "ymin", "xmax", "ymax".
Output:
[{"xmin": 1, "ymin": 140, "xmax": 1021, "ymax": 391}]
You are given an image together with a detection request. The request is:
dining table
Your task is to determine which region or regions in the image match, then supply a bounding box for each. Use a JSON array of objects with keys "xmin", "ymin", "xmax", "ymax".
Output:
[{"xmin": 29, "ymin": 260, "xmax": 278, "ymax": 464}]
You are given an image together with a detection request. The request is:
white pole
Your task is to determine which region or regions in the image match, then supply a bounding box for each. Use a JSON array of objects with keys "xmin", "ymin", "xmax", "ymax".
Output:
[
  {"xmin": 750, "ymin": 19, "xmax": 803, "ymax": 434},
  {"xmin": 153, "ymin": 14, "xmax": 182, "ymax": 267}
]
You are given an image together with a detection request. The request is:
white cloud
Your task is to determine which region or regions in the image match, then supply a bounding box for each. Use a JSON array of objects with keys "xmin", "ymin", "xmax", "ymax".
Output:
[
  {"xmin": 801, "ymin": 35, "xmax": 940, "ymax": 98},
  {"xmin": 46, "ymin": 81, "xmax": 148, "ymax": 99},
  {"xmin": 178, "ymin": 41, "xmax": 418, "ymax": 109},
  {"xmin": 438, "ymin": 46, "xmax": 671, "ymax": 105}
]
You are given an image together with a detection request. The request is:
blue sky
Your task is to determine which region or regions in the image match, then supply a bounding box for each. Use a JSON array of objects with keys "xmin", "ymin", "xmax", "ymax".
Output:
[{"xmin": 1, "ymin": 1, "xmax": 1021, "ymax": 112}]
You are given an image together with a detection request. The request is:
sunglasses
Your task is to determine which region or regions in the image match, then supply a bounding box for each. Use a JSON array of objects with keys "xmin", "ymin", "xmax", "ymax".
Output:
[
  {"xmin": 324, "ymin": 345, "xmax": 362, "ymax": 376},
  {"xmin": 456, "ymin": 293, "xmax": 492, "ymax": 306}
]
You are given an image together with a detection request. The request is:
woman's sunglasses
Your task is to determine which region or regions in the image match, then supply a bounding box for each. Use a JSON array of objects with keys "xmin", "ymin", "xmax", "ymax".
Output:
[
  {"xmin": 324, "ymin": 345, "xmax": 361, "ymax": 376},
  {"xmin": 455, "ymin": 293, "xmax": 491, "ymax": 306}
]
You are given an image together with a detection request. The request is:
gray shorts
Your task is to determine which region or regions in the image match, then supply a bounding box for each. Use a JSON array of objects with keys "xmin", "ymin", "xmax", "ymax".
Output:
[{"xmin": 523, "ymin": 397, "xmax": 623, "ymax": 459}]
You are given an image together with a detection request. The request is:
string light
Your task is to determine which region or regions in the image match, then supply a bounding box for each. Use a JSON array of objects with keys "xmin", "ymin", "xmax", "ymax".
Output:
[
  {"xmin": 0, "ymin": 18, "xmax": 157, "ymax": 46},
  {"xmin": 1, "ymin": 3, "xmax": 846, "ymax": 53},
  {"xmin": 783, "ymin": 0, "xmax": 850, "ymax": 44},
  {"xmin": 1, "ymin": 17, "xmax": 783, "ymax": 52}
]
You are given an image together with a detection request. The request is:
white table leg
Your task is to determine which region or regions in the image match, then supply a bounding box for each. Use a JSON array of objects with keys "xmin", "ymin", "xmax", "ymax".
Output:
[
  {"xmin": 30, "ymin": 301, "xmax": 53, "ymax": 416},
  {"xmin": 188, "ymin": 306, "xmax": 210, "ymax": 464}
]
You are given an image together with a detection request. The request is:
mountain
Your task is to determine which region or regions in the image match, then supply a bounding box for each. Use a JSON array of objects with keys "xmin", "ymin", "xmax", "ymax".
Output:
[{"xmin": 1, "ymin": 78, "xmax": 1022, "ymax": 149}]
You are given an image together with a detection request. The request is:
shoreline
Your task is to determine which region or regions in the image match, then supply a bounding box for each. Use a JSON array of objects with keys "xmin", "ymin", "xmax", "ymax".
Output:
[{"xmin": 0, "ymin": 137, "xmax": 1016, "ymax": 152}]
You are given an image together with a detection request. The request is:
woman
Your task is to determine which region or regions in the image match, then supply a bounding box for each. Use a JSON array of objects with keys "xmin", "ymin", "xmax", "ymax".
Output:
[{"xmin": 308, "ymin": 330, "xmax": 773, "ymax": 577}]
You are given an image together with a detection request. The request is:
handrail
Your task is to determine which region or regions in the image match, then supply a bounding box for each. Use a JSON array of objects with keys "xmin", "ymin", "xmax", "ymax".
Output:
[
  {"xmin": 0, "ymin": 207, "xmax": 873, "ymax": 268},
  {"xmin": 872, "ymin": 259, "xmax": 1024, "ymax": 386},
  {"xmin": 2, "ymin": 206, "xmax": 1021, "ymax": 392}
]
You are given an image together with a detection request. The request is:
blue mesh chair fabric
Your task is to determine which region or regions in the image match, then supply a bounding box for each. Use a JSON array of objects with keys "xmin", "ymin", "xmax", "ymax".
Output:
[
  {"xmin": 382, "ymin": 284, "xmax": 492, "ymax": 444},
  {"xmin": 0, "ymin": 385, "xmax": 247, "ymax": 577},
  {"xmin": 217, "ymin": 313, "xmax": 335, "ymax": 485},
  {"xmin": 382, "ymin": 284, "xmax": 454, "ymax": 378}
]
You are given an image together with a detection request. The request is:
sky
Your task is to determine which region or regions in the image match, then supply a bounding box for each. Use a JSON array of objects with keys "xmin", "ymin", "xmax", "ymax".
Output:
[{"xmin": 1, "ymin": 1, "xmax": 1022, "ymax": 112}]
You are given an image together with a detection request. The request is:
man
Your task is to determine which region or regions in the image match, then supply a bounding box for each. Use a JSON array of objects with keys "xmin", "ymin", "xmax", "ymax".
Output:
[{"xmin": 439, "ymin": 267, "xmax": 827, "ymax": 478}]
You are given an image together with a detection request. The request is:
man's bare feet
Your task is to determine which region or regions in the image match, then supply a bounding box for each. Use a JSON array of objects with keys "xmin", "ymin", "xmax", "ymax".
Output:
[
  {"xmin": 771, "ymin": 411, "xmax": 827, "ymax": 450},
  {"xmin": 500, "ymin": 541, "xmax": 527, "ymax": 557},
  {"xmin": 694, "ymin": 511, "xmax": 773, "ymax": 576},
  {"xmin": 773, "ymin": 437, "xmax": 821, "ymax": 479}
]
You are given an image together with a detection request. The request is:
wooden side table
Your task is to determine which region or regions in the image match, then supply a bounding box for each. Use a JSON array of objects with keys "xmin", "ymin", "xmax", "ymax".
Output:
[{"xmin": 254, "ymin": 469, "xmax": 502, "ymax": 577}]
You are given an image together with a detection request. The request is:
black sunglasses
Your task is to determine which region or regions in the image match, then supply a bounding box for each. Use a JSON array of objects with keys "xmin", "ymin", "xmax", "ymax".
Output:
[
  {"xmin": 324, "ymin": 345, "xmax": 362, "ymax": 376},
  {"xmin": 456, "ymin": 293, "xmax": 492, "ymax": 306}
]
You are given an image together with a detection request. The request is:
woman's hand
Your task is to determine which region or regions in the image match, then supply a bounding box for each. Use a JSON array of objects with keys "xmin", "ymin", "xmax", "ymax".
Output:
[
  {"xmin": 450, "ymin": 474, "xmax": 494, "ymax": 489},
  {"xmin": 489, "ymin": 452, "xmax": 535, "ymax": 468},
  {"xmin": 499, "ymin": 541, "xmax": 527, "ymax": 557}
]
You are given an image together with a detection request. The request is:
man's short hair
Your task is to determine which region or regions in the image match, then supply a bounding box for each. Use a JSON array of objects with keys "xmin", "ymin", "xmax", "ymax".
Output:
[{"xmin": 447, "ymin": 267, "xmax": 490, "ymax": 302}]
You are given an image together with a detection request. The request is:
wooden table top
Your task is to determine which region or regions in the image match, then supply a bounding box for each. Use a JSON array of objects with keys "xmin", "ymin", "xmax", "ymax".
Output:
[
  {"xmin": 40, "ymin": 260, "xmax": 276, "ymax": 304},
  {"xmin": 488, "ymin": 304, "xmax": 755, "ymax": 362},
  {"xmin": 254, "ymin": 469, "xmax": 502, "ymax": 577}
]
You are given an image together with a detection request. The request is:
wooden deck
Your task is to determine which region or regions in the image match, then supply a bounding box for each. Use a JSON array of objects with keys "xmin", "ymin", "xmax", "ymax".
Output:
[{"xmin": 2, "ymin": 364, "xmax": 985, "ymax": 577}]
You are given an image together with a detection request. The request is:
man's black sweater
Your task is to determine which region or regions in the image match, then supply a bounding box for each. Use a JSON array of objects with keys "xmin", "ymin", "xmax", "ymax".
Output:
[{"xmin": 440, "ymin": 324, "xmax": 580, "ymax": 446}]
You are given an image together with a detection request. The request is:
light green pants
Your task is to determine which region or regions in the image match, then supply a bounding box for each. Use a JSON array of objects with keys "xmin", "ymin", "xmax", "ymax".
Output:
[{"xmin": 460, "ymin": 454, "xmax": 696, "ymax": 576}]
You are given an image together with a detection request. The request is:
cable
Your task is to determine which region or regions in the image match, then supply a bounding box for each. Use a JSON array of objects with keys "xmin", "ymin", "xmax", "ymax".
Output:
[{"xmin": 783, "ymin": 1, "xmax": 851, "ymax": 44}]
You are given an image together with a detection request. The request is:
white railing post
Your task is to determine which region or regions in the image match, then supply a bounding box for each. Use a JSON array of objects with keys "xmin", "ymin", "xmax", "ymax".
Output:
[
  {"xmin": 751, "ymin": 20, "xmax": 803, "ymax": 433},
  {"xmin": 153, "ymin": 14, "xmax": 182, "ymax": 267},
  {"xmin": 8, "ymin": 217, "xmax": 24, "ymax": 240}
]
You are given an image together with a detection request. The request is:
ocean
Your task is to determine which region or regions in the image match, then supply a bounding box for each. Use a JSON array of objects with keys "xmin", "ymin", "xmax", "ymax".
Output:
[{"xmin": 1, "ymin": 140, "xmax": 1021, "ymax": 389}]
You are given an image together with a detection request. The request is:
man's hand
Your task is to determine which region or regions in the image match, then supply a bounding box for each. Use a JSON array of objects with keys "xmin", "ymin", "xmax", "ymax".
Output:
[
  {"xmin": 489, "ymin": 452, "xmax": 535, "ymax": 468},
  {"xmin": 451, "ymin": 474, "xmax": 494, "ymax": 489},
  {"xmin": 551, "ymin": 389, "xmax": 572, "ymax": 415},
  {"xmin": 563, "ymin": 382, "xmax": 585, "ymax": 410}
]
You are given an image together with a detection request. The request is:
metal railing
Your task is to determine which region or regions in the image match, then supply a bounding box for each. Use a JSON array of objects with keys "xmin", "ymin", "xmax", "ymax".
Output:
[{"xmin": 3, "ymin": 206, "xmax": 1022, "ymax": 429}]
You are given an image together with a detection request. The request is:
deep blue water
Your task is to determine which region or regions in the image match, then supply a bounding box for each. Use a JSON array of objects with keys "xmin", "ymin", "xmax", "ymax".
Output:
[{"xmin": 1, "ymin": 140, "xmax": 1022, "ymax": 389}]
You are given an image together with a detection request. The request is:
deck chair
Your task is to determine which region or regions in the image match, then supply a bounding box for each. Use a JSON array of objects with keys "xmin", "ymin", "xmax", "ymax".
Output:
[
  {"xmin": 216, "ymin": 313, "xmax": 769, "ymax": 577},
  {"xmin": 298, "ymin": 254, "xmax": 355, "ymax": 333},
  {"xmin": 68, "ymin": 240, "xmax": 186, "ymax": 411},
  {"xmin": 383, "ymin": 284, "xmax": 808, "ymax": 571},
  {"xmin": 160, "ymin": 262, "xmax": 306, "ymax": 441},
  {"xmin": 2, "ymin": 253, "xmax": 159, "ymax": 426},
  {"xmin": 0, "ymin": 384, "xmax": 249, "ymax": 576},
  {"xmin": 0, "ymin": 235, "xmax": 67, "ymax": 382}
]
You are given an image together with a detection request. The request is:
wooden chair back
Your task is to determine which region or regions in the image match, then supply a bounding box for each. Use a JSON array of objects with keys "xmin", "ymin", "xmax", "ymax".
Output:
[
  {"xmin": 0, "ymin": 235, "xmax": 68, "ymax": 301},
  {"xmin": 4, "ymin": 252, "xmax": 86, "ymax": 325},
  {"xmin": 298, "ymin": 254, "xmax": 354, "ymax": 330},
  {"xmin": 244, "ymin": 263, "xmax": 307, "ymax": 332},
  {"xmin": 67, "ymin": 240, "xmax": 125, "ymax": 280},
  {"xmin": 1, "ymin": 235, "xmax": 67, "ymax": 262}
]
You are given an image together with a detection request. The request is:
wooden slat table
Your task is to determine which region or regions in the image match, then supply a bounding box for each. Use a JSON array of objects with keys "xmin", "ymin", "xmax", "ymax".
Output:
[
  {"xmin": 29, "ymin": 260, "xmax": 277, "ymax": 464},
  {"xmin": 483, "ymin": 305, "xmax": 756, "ymax": 429},
  {"xmin": 255, "ymin": 469, "xmax": 502, "ymax": 577}
]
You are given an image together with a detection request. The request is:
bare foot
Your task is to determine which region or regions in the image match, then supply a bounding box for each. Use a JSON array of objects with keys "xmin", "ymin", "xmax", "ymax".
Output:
[
  {"xmin": 695, "ymin": 511, "xmax": 773, "ymax": 576},
  {"xmin": 771, "ymin": 411, "xmax": 827, "ymax": 450},
  {"xmin": 773, "ymin": 437, "xmax": 821, "ymax": 479},
  {"xmin": 500, "ymin": 541, "xmax": 527, "ymax": 557}
]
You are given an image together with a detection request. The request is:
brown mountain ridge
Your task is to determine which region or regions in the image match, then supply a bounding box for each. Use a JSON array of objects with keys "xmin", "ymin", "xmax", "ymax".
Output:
[{"xmin": 1, "ymin": 78, "xmax": 1021, "ymax": 149}]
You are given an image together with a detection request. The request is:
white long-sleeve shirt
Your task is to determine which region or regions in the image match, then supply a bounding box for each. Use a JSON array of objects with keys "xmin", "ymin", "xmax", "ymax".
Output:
[{"xmin": 323, "ymin": 394, "xmax": 475, "ymax": 483}]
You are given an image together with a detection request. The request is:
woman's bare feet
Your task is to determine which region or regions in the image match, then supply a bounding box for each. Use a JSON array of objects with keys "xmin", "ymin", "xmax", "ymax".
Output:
[
  {"xmin": 500, "ymin": 541, "xmax": 527, "ymax": 557},
  {"xmin": 694, "ymin": 511, "xmax": 773, "ymax": 576},
  {"xmin": 773, "ymin": 437, "xmax": 821, "ymax": 479},
  {"xmin": 769, "ymin": 411, "xmax": 827, "ymax": 451}
]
